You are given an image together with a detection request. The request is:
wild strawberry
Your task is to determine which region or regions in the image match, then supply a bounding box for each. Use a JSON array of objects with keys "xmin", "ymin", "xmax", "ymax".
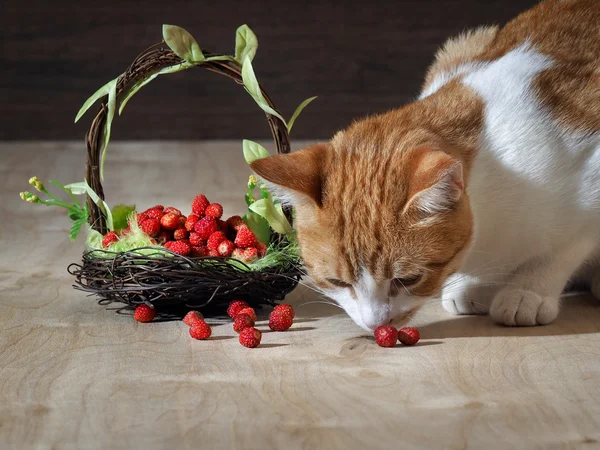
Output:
[
  {"xmin": 232, "ymin": 248, "xmax": 245, "ymax": 260},
  {"xmin": 178, "ymin": 216, "xmax": 187, "ymax": 228},
  {"xmin": 185, "ymin": 214, "xmax": 200, "ymax": 232},
  {"xmin": 242, "ymin": 247, "xmax": 258, "ymax": 263},
  {"xmin": 174, "ymin": 228, "xmax": 189, "ymax": 240},
  {"xmin": 208, "ymin": 249, "xmax": 219, "ymax": 257},
  {"xmin": 256, "ymin": 241, "xmax": 267, "ymax": 257},
  {"xmin": 273, "ymin": 304, "xmax": 295, "ymax": 319},
  {"xmin": 189, "ymin": 232, "xmax": 205, "ymax": 247},
  {"xmin": 156, "ymin": 230, "xmax": 172, "ymax": 244},
  {"xmin": 161, "ymin": 213, "xmax": 179, "ymax": 230},
  {"xmin": 234, "ymin": 226, "xmax": 258, "ymax": 248},
  {"xmin": 102, "ymin": 231, "xmax": 119, "ymax": 248},
  {"xmin": 145, "ymin": 207, "xmax": 163, "ymax": 220},
  {"xmin": 150, "ymin": 205, "xmax": 164, "ymax": 212},
  {"xmin": 398, "ymin": 327, "xmax": 420, "ymax": 346},
  {"xmin": 226, "ymin": 215, "xmax": 246, "ymax": 231},
  {"xmin": 269, "ymin": 310, "xmax": 293, "ymax": 331},
  {"xmin": 183, "ymin": 310, "xmax": 204, "ymax": 327},
  {"xmin": 233, "ymin": 313, "xmax": 255, "ymax": 333},
  {"xmin": 133, "ymin": 304, "xmax": 155, "ymax": 323},
  {"xmin": 191, "ymin": 194, "xmax": 210, "ymax": 216},
  {"xmin": 136, "ymin": 212, "xmax": 149, "ymax": 224},
  {"xmin": 227, "ymin": 300, "xmax": 249, "ymax": 318},
  {"xmin": 218, "ymin": 219, "xmax": 228, "ymax": 232},
  {"xmin": 194, "ymin": 217, "xmax": 218, "ymax": 240},
  {"xmin": 239, "ymin": 327, "xmax": 261, "ymax": 348},
  {"xmin": 165, "ymin": 240, "xmax": 190, "ymax": 256},
  {"xmin": 189, "ymin": 320, "xmax": 212, "ymax": 340},
  {"xmin": 205, "ymin": 203, "xmax": 223, "ymax": 220},
  {"xmin": 207, "ymin": 231, "xmax": 226, "ymax": 251},
  {"xmin": 163, "ymin": 206, "xmax": 181, "ymax": 217},
  {"xmin": 238, "ymin": 307, "xmax": 256, "ymax": 322},
  {"xmin": 191, "ymin": 245, "xmax": 208, "ymax": 257},
  {"xmin": 218, "ymin": 240, "xmax": 235, "ymax": 257},
  {"xmin": 141, "ymin": 218, "xmax": 161, "ymax": 237},
  {"xmin": 120, "ymin": 226, "xmax": 131, "ymax": 236},
  {"xmin": 374, "ymin": 326, "xmax": 398, "ymax": 347}
]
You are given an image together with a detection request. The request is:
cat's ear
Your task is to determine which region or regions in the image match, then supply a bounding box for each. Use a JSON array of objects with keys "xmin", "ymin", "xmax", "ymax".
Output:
[
  {"xmin": 404, "ymin": 147, "xmax": 464, "ymax": 216},
  {"xmin": 250, "ymin": 143, "xmax": 329, "ymax": 207}
]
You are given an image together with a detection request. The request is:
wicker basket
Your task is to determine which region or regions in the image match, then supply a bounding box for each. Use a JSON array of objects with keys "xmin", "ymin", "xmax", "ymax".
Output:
[{"xmin": 68, "ymin": 42, "xmax": 303, "ymax": 318}]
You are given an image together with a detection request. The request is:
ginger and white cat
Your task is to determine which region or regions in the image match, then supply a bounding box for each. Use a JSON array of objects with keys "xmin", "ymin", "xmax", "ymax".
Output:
[{"xmin": 252, "ymin": 0, "xmax": 600, "ymax": 330}]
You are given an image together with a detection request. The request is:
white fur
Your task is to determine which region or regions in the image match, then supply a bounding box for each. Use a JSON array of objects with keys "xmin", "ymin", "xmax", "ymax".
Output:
[{"xmin": 441, "ymin": 44, "xmax": 600, "ymax": 325}]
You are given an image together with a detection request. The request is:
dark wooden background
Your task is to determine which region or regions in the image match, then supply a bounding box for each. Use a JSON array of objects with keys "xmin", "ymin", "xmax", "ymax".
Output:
[{"xmin": 2, "ymin": 0, "xmax": 537, "ymax": 141}]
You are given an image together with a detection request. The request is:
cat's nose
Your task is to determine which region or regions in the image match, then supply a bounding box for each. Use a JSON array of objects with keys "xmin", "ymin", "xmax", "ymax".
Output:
[{"xmin": 361, "ymin": 311, "xmax": 392, "ymax": 331}]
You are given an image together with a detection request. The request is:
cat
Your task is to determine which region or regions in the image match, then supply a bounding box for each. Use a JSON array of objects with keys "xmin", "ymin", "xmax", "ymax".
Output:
[{"xmin": 252, "ymin": 0, "xmax": 600, "ymax": 331}]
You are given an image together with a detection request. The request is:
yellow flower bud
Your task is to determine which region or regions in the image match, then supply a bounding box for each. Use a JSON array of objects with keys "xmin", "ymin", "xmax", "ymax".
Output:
[
  {"xmin": 19, "ymin": 192, "xmax": 27, "ymax": 200},
  {"xmin": 29, "ymin": 176, "xmax": 44, "ymax": 192},
  {"xmin": 248, "ymin": 175, "xmax": 258, "ymax": 185},
  {"xmin": 26, "ymin": 195, "xmax": 39, "ymax": 203}
]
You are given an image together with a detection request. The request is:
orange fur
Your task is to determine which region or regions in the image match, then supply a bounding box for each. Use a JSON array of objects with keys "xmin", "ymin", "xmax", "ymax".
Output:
[{"xmin": 251, "ymin": 0, "xmax": 599, "ymax": 302}]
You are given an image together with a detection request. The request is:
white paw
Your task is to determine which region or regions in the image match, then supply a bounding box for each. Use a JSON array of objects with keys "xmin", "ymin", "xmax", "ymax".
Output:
[
  {"xmin": 441, "ymin": 294, "xmax": 488, "ymax": 315},
  {"xmin": 490, "ymin": 288, "xmax": 559, "ymax": 326},
  {"xmin": 440, "ymin": 280, "xmax": 491, "ymax": 316}
]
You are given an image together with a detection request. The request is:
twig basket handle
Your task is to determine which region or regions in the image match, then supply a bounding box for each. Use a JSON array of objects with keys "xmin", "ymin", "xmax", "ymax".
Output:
[{"xmin": 84, "ymin": 45, "xmax": 291, "ymax": 234}]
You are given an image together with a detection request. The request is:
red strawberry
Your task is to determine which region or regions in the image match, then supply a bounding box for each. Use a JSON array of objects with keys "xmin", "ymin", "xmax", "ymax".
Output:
[
  {"xmin": 226, "ymin": 215, "xmax": 246, "ymax": 231},
  {"xmin": 178, "ymin": 216, "xmax": 187, "ymax": 228},
  {"xmin": 150, "ymin": 205, "xmax": 164, "ymax": 212},
  {"xmin": 218, "ymin": 240, "xmax": 235, "ymax": 257},
  {"xmin": 102, "ymin": 231, "xmax": 119, "ymax": 248},
  {"xmin": 234, "ymin": 226, "xmax": 258, "ymax": 248},
  {"xmin": 218, "ymin": 219, "xmax": 228, "ymax": 232},
  {"xmin": 233, "ymin": 313, "xmax": 255, "ymax": 333},
  {"xmin": 141, "ymin": 218, "xmax": 161, "ymax": 237},
  {"xmin": 207, "ymin": 231, "xmax": 227, "ymax": 251},
  {"xmin": 165, "ymin": 240, "xmax": 190, "ymax": 256},
  {"xmin": 208, "ymin": 249, "xmax": 219, "ymax": 257},
  {"xmin": 273, "ymin": 304, "xmax": 295, "ymax": 319},
  {"xmin": 185, "ymin": 214, "xmax": 200, "ymax": 232},
  {"xmin": 174, "ymin": 228, "xmax": 189, "ymax": 240},
  {"xmin": 227, "ymin": 300, "xmax": 250, "ymax": 318},
  {"xmin": 133, "ymin": 304, "xmax": 155, "ymax": 323},
  {"xmin": 242, "ymin": 247, "xmax": 258, "ymax": 263},
  {"xmin": 205, "ymin": 203, "xmax": 223, "ymax": 220},
  {"xmin": 156, "ymin": 230, "xmax": 172, "ymax": 244},
  {"xmin": 269, "ymin": 310, "xmax": 293, "ymax": 331},
  {"xmin": 191, "ymin": 194, "xmax": 210, "ymax": 216},
  {"xmin": 238, "ymin": 307, "xmax": 256, "ymax": 322},
  {"xmin": 136, "ymin": 212, "xmax": 149, "ymax": 225},
  {"xmin": 194, "ymin": 217, "xmax": 218, "ymax": 240},
  {"xmin": 256, "ymin": 241, "xmax": 267, "ymax": 257},
  {"xmin": 189, "ymin": 232, "xmax": 205, "ymax": 247},
  {"xmin": 189, "ymin": 321, "xmax": 212, "ymax": 340},
  {"xmin": 161, "ymin": 213, "xmax": 179, "ymax": 230},
  {"xmin": 145, "ymin": 208, "xmax": 163, "ymax": 220},
  {"xmin": 398, "ymin": 327, "xmax": 420, "ymax": 346},
  {"xmin": 183, "ymin": 310, "xmax": 204, "ymax": 327},
  {"xmin": 239, "ymin": 327, "xmax": 261, "ymax": 348},
  {"xmin": 163, "ymin": 206, "xmax": 181, "ymax": 217},
  {"xmin": 374, "ymin": 326, "xmax": 398, "ymax": 347},
  {"xmin": 191, "ymin": 245, "xmax": 208, "ymax": 257}
]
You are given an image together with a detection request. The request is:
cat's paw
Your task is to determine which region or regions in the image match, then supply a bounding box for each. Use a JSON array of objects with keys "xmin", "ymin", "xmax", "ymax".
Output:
[
  {"xmin": 490, "ymin": 288, "xmax": 559, "ymax": 326},
  {"xmin": 441, "ymin": 292, "xmax": 489, "ymax": 315}
]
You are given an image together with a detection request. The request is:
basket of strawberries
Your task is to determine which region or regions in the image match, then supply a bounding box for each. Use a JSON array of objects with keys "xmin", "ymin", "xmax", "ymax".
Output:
[{"xmin": 20, "ymin": 25, "xmax": 314, "ymax": 318}]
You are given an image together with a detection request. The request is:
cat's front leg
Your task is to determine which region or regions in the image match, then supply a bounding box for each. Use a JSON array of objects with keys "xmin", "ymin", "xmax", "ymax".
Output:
[
  {"xmin": 441, "ymin": 274, "xmax": 499, "ymax": 315},
  {"xmin": 491, "ymin": 238, "xmax": 596, "ymax": 326}
]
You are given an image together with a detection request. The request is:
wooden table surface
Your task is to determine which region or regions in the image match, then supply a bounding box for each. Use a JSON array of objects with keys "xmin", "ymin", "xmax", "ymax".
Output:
[{"xmin": 2, "ymin": 142, "xmax": 600, "ymax": 450}]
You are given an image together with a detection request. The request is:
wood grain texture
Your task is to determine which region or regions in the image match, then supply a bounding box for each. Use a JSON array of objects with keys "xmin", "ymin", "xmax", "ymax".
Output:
[
  {"xmin": 1, "ymin": 0, "xmax": 538, "ymax": 140},
  {"xmin": 2, "ymin": 141, "xmax": 600, "ymax": 450}
]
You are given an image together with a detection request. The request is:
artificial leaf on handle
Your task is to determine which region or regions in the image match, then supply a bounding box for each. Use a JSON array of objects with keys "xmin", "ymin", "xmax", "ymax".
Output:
[
  {"xmin": 287, "ymin": 96, "xmax": 318, "ymax": 133},
  {"xmin": 74, "ymin": 77, "xmax": 120, "ymax": 123},
  {"xmin": 235, "ymin": 25, "xmax": 258, "ymax": 65},
  {"xmin": 242, "ymin": 139, "xmax": 271, "ymax": 165},
  {"xmin": 65, "ymin": 181, "xmax": 114, "ymax": 231},
  {"xmin": 241, "ymin": 57, "xmax": 286, "ymax": 123},
  {"xmin": 249, "ymin": 198, "xmax": 293, "ymax": 235},
  {"xmin": 162, "ymin": 25, "xmax": 205, "ymax": 63}
]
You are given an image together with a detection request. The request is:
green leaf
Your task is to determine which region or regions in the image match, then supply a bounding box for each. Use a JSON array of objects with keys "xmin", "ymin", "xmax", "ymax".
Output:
[
  {"xmin": 67, "ymin": 205, "xmax": 86, "ymax": 221},
  {"xmin": 243, "ymin": 211, "xmax": 271, "ymax": 244},
  {"xmin": 119, "ymin": 61, "xmax": 194, "ymax": 115},
  {"xmin": 162, "ymin": 24, "xmax": 205, "ymax": 63},
  {"xmin": 242, "ymin": 139, "xmax": 271, "ymax": 164},
  {"xmin": 99, "ymin": 78, "xmax": 118, "ymax": 181},
  {"xmin": 69, "ymin": 217, "xmax": 87, "ymax": 241},
  {"xmin": 65, "ymin": 181, "xmax": 114, "ymax": 231},
  {"xmin": 74, "ymin": 77, "xmax": 119, "ymax": 123},
  {"xmin": 287, "ymin": 96, "xmax": 317, "ymax": 134},
  {"xmin": 235, "ymin": 25, "xmax": 258, "ymax": 65},
  {"xmin": 241, "ymin": 56, "xmax": 286, "ymax": 123},
  {"xmin": 111, "ymin": 204, "xmax": 136, "ymax": 232},
  {"xmin": 249, "ymin": 198, "xmax": 293, "ymax": 235}
]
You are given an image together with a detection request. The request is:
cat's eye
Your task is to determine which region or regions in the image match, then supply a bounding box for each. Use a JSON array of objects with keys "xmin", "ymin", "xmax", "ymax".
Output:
[
  {"xmin": 326, "ymin": 278, "xmax": 352, "ymax": 288},
  {"xmin": 393, "ymin": 272, "xmax": 423, "ymax": 287}
]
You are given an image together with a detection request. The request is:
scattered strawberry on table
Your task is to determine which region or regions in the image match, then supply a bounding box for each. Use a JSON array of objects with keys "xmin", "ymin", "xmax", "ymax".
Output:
[
  {"xmin": 374, "ymin": 325, "xmax": 421, "ymax": 347},
  {"xmin": 133, "ymin": 304, "xmax": 156, "ymax": 323},
  {"xmin": 100, "ymin": 193, "xmax": 267, "ymax": 264}
]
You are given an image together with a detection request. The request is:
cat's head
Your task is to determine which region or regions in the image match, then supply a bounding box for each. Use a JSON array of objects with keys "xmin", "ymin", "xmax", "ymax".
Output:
[{"xmin": 251, "ymin": 119, "xmax": 473, "ymax": 331}]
